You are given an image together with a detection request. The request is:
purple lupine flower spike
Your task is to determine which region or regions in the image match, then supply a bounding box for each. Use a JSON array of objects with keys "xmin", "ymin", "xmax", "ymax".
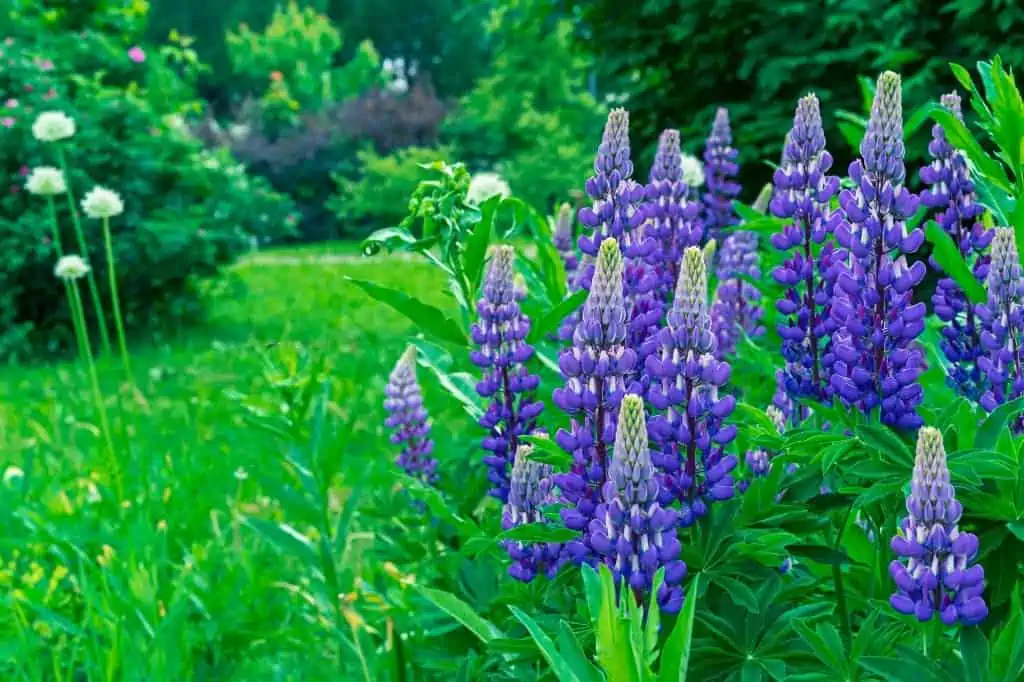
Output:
[
  {"xmin": 554, "ymin": 238, "xmax": 636, "ymax": 564},
  {"xmin": 554, "ymin": 203, "xmax": 579, "ymax": 279},
  {"xmin": 890, "ymin": 427, "xmax": 987, "ymax": 625},
  {"xmin": 384, "ymin": 346, "xmax": 438, "ymax": 485},
  {"xmin": 502, "ymin": 445, "xmax": 566, "ymax": 582},
  {"xmin": 977, "ymin": 228, "xmax": 1024, "ymax": 429},
  {"xmin": 711, "ymin": 230, "xmax": 765, "ymax": 356},
  {"xmin": 472, "ymin": 246, "xmax": 544, "ymax": 502},
  {"xmin": 645, "ymin": 246, "xmax": 738, "ymax": 526},
  {"xmin": 702, "ymin": 107, "xmax": 741, "ymax": 243},
  {"xmin": 922, "ymin": 92, "xmax": 993, "ymax": 400},
  {"xmin": 770, "ymin": 94, "xmax": 842, "ymax": 405},
  {"xmin": 588, "ymin": 394, "xmax": 687, "ymax": 612},
  {"xmin": 831, "ymin": 71, "xmax": 925, "ymax": 429}
]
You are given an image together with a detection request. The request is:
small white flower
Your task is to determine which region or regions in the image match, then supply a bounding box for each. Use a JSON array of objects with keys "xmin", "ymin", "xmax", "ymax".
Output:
[
  {"xmin": 3, "ymin": 465, "xmax": 24, "ymax": 487},
  {"xmin": 228, "ymin": 123, "xmax": 251, "ymax": 140},
  {"xmin": 467, "ymin": 172, "xmax": 511, "ymax": 205},
  {"xmin": 25, "ymin": 166, "xmax": 66, "ymax": 196},
  {"xmin": 234, "ymin": 467, "xmax": 249, "ymax": 481},
  {"xmin": 81, "ymin": 186, "xmax": 124, "ymax": 219},
  {"xmin": 31, "ymin": 110, "xmax": 76, "ymax": 142},
  {"xmin": 54, "ymin": 254, "xmax": 90, "ymax": 280},
  {"xmin": 680, "ymin": 153, "xmax": 705, "ymax": 189}
]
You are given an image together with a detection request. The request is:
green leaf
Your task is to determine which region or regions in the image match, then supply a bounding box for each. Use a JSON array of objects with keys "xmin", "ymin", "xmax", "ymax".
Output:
[
  {"xmin": 715, "ymin": 575, "xmax": 759, "ymax": 613},
  {"xmin": 960, "ymin": 627, "xmax": 990, "ymax": 682},
  {"xmin": 793, "ymin": 621, "xmax": 846, "ymax": 671},
  {"xmin": 498, "ymin": 523, "xmax": 579, "ymax": 544},
  {"xmin": 528, "ymin": 289, "xmax": 588, "ymax": 344},
  {"xmin": 463, "ymin": 195, "xmax": 501, "ymax": 294},
  {"xmin": 345, "ymin": 277, "xmax": 468, "ymax": 346},
  {"xmin": 930, "ymin": 105, "xmax": 1012, "ymax": 194},
  {"xmin": 989, "ymin": 588, "xmax": 1024, "ymax": 682},
  {"xmin": 243, "ymin": 517, "xmax": 318, "ymax": 566},
  {"xmin": 924, "ymin": 221, "xmax": 987, "ymax": 304},
  {"xmin": 519, "ymin": 434, "xmax": 574, "ymax": 470},
  {"xmin": 859, "ymin": 656, "xmax": 939, "ymax": 682},
  {"xmin": 855, "ymin": 424, "xmax": 913, "ymax": 465},
  {"xmin": 592, "ymin": 564, "xmax": 639, "ymax": 682},
  {"xmin": 557, "ymin": 621, "xmax": 604, "ymax": 682},
  {"xmin": 658, "ymin": 573, "xmax": 701, "ymax": 682},
  {"xmin": 788, "ymin": 544, "xmax": 854, "ymax": 566},
  {"xmin": 741, "ymin": 661, "xmax": 763, "ymax": 682},
  {"xmin": 975, "ymin": 398, "xmax": 1024, "ymax": 449},
  {"xmin": 417, "ymin": 586, "xmax": 504, "ymax": 644},
  {"xmin": 509, "ymin": 607, "xmax": 578, "ymax": 681}
]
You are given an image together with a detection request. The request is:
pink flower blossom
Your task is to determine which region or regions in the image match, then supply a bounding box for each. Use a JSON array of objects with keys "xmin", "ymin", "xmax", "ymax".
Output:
[
  {"xmin": 38, "ymin": 59, "xmax": 54, "ymax": 71},
  {"xmin": 128, "ymin": 46, "xmax": 145, "ymax": 64},
  {"xmin": 42, "ymin": 88, "xmax": 56, "ymax": 101},
  {"xmin": 23, "ymin": 84, "xmax": 33, "ymax": 92},
  {"xmin": 18, "ymin": 166, "xmax": 29, "ymax": 176},
  {"xmin": 3, "ymin": 38, "xmax": 13, "ymax": 47},
  {"xmin": 1, "ymin": 116, "xmax": 14, "ymax": 128},
  {"xmin": 4, "ymin": 98, "xmax": 16, "ymax": 108}
]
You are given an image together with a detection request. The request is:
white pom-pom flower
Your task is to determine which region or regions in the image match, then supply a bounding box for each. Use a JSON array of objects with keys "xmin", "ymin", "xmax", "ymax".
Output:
[
  {"xmin": 25, "ymin": 166, "xmax": 66, "ymax": 196},
  {"xmin": 680, "ymin": 153, "xmax": 705, "ymax": 189},
  {"xmin": 54, "ymin": 255, "xmax": 90, "ymax": 281},
  {"xmin": 32, "ymin": 111, "xmax": 76, "ymax": 142},
  {"xmin": 467, "ymin": 172, "xmax": 511, "ymax": 205},
  {"xmin": 81, "ymin": 186, "xmax": 124, "ymax": 219}
]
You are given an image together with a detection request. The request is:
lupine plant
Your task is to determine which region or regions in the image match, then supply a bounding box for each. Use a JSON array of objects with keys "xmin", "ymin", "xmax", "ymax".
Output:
[
  {"xmin": 502, "ymin": 445, "xmax": 565, "ymax": 582},
  {"xmin": 710, "ymin": 229, "xmax": 765, "ymax": 357},
  {"xmin": 384, "ymin": 346, "xmax": 438, "ymax": 485},
  {"xmin": 701, "ymin": 107, "xmax": 741, "ymax": 242},
  {"xmin": 977, "ymin": 228, "xmax": 1024, "ymax": 425}
]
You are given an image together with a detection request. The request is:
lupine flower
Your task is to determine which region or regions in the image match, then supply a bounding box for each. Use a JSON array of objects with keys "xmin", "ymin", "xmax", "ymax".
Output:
[
  {"xmin": 553, "ymin": 238, "xmax": 636, "ymax": 562},
  {"xmin": 588, "ymin": 394, "xmax": 686, "ymax": 612},
  {"xmin": 467, "ymin": 172, "xmax": 511, "ymax": 205},
  {"xmin": 680, "ymin": 153, "xmax": 705, "ymax": 200},
  {"xmin": 472, "ymin": 246, "xmax": 543, "ymax": 502},
  {"xmin": 54, "ymin": 255, "xmax": 90, "ymax": 280},
  {"xmin": 702, "ymin": 107, "xmax": 741, "ymax": 242},
  {"xmin": 770, "ymin": 94, "xmax": 842, "ymax": 405},
  {"xmin": 922, "ymin": 92, "xmax": 993, "ymax": 400},
  {"xmin": 977, "ymin": 228, "xmax": 1024, "ymax": 426},
  {"xmin": 383, "ymin": 347, "xmax": 438, "ymax": 485},
  {"xmin": 738, "ymin": 404, "xmax": 787, "ymax": 494},
  {"xmin": 890, "ymin": 427, "xmax": 987, "ymax": 625},
  {"xmin": 32, "ymin": 111, "xmax": 75, "ymax": 142},
  {"xmin": 831, "ymin": 72, "xmax": 926, "ymax": 429},
  {"xmin": 711, "ymin": 230, "xmax": 764, "ymax": 356},
  {"xmin": 81, "ymin": 186, "xmax": 124, "ymax": 219},
  {"xmin": 645, "ymin": 246, "xmax": 738, "ymax": 526},
  {"xmin": 553, "ymin": 202, "xmax": 578, "ymax": 278},
  {"xmin": 502, "ymin": 445, "xmax": 565, "ymax": 582},
  {"xmin": 25, "ymin": 166, "xmax": 66, "ymax": 196}
]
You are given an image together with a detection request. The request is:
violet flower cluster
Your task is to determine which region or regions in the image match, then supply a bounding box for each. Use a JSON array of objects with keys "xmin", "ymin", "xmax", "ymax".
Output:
[
  {"xmin": 977, "ymin": 228, "xmax": 1024, "ymax": 426},
  {"xmin": 702, "ymin": 107, "xmax": 741, "ymax": 242},
  {"xmin": 471, "ymin": 246, "xmax": 544, "ymax": 502},
  {"xmin": 384, "ymin": 347, "xmax": 438, "ymax": 485},
  {"xmin": 890, "ymin": 427, "xmax": 987, "ymax": 625},
  {"xmin": 711, "ymin": 230, "xmax": 765, "ymax": 356},
  {"xmin": 770, "ymin": 94, "xmax": 842, "ymax": 404},
  {"xmin": 589, "ymin": 394, "xmax": 686, "ymax": 612},
  {"xmin": 921, "ymin": 92, "xmax": 994, "ymax": 400},
  {"xmin": 738, "ymin": 405, "xmax": 786, "ymax": 493},
  {"xmin": 830, "ymin": 71, "xmax": 926, "ymax": 429},
  {"xmin": 502, "ymin": 445, "xmax": 566, "ymax": 582},
  {"xmin": 645, "ymin": 246, "xmax": 738, "ymax": 526}
]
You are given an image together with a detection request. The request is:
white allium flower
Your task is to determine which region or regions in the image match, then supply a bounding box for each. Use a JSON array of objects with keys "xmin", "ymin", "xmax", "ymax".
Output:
[
  {"xmin": 467, "ymin": 172, "xmax": 511, "ymax": 205},
  {"xmin": 54, "ymin": 255, "xmax": 90, "ymax": 281},
  {"xmin": 680, "ymin": 153, "xmax": 705, "ymax": 189},
  {"xmin": 32, "ymin": 110, "xmax": 76, "ymax": 142},
  {"xmin": 25, "ymin": 166, "xmax": 66, "ymax": 195},
  {"xmin": 81, "ymin": 186, "xmax": 124, "ymax": 219}
]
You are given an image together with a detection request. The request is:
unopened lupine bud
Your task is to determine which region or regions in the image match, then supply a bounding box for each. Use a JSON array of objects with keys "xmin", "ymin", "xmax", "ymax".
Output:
[
  {"xmin": 384, "ymin": 347, "xmax": 438, "ymax": 485},
  {"xmin": 553, "ymin": 203, "xmax": 579, "ymax": 278},
  {"xmin": 502, "ymin": 445, "xmax": 565, "ymax": 582}
]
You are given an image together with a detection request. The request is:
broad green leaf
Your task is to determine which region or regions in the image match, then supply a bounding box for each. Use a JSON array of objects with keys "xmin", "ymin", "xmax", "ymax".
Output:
[
  {"xmin": 345, "ymin": 277, "xmax": 468, "ymax": 346},
  {"xmin": 417, "ymin": 586, "xmax": 504, "ymax": 644},
  {"xmin": 855, "ymin": 424, "xmax": 913, "ymax": 465},
  {"xmin": 509, "ymin": 607, "xmax": 578, "ymax": 681},
  {"xmin": 658, "ymin": 574, "xmax": 701, "ymax": 682},
  {"xmin": 924, "ymin": 221, "xmax": 987, "ymax": 304},
  {"xmin": 989, "ymin": 588, "xmax": 1024, "ymax": 682},
  {"xmin": 960, "ymin": 627, "xmax": 990, "ymax": 682},
  {"xmin": 741, "ymin": 661, "xmax": 763, "ymax": 682},
  {"xmin": 528, "ymin": 290, "xmax": 588, "ymax": 344},
  {"xmin": 859, "ymin": 656, "xmax": 940, "ymax": 682},
  {"xmin": 715, "ymin": 576, "xmax": 759, "ymax": 613},
  {"xmin": 788, "ymin": 544, "xmax": 854, "ymax": 566},
  {"xmin": 520, "ymin": 434, "xmax": 574, "ymax": 470},
  {"xmin": 463, "ymin": 195, "xmax": 501, "ymax": 294},
  {"xmin": 243, "ymin": 517, "xmax": 318, "ymax": 566},
  {"xmin": 557, "ymin": 621, "xmax": 604, "ymax": 682},
  {"xmin": 975, "ymin": 398, "xmax": 1024, "ymax": 449},
  {"xmin": 499, "ymin": 523, "xmax": 579, "ymax": 544},
  {"xmin": 931, "ymin": 106, "xmax": 1012, "ymax": 194},
  {"xmin": 592, "ymin": 564, "xmax": 639, "ymax": 682}
]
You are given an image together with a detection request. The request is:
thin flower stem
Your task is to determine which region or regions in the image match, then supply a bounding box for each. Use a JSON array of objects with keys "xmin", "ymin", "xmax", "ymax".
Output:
[
  {"xmin": 44, "ymin": 196, "xmax": 65, "ymax": 256},
  {"xmin": 57, "ymin": 145, "xmax": 112, "ymax": 355},
  {"xmin": 101, "ymin": 216, "xmax": 133, "ymax": 383}
]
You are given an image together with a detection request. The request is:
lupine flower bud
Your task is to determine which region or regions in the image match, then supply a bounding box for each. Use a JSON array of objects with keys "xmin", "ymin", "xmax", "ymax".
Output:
[
  {"xmin": 738, "ymin": 404, "xmax": 787, "ymax": 493},
  {"xmin": 384, "ymin": 347, "xmax": 438, "ymax": 485},
  {"xmin": 472, "ymin": 246, "xmax": 544, "ymax": 501},
  {"xmin": 977, "ymin": 228, "xmax": 1024, "ymax": 427},
  {"xmin": 702, "ymin": 108, "xmax": 741, "ymax": 242},
  {"xmin": 890, "ymin": 427, "xmax": 987, "ymax": 625},
  {"xmin": 553, "ymin": 203, "xmax": 579, "ymax": 278},
  {"xmin": 711, "ymin": 230, "xmax": 764, "ymax": 356},
  {"xmin": 770, "ymin": 94, "xmax": 842, "ymax": 406},
  {"xmin": 645, "ymin": 247, "xmax": 738, "ymax": 526},
  {"xmin": 588, "ymin": 394, "xmax": 686, "ymax": 612},
  {"xmin": 831, "ymin": 72, "xmax": 925, "ymax": 429},
  {"xmin": 921, "ymin": 91, "xmax": 992, "ymax": 400},
  {"xmin": 553, "ymin": 238, "xmax": 637, "ymax": 563},
  {"xmin": 502, "ymin": 445, "xmax": 566, "ymax": 582}
]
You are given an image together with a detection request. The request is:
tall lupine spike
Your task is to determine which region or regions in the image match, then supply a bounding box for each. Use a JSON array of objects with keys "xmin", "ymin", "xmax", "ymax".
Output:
[
  {"xmin": 471, "ymin": 246, "xmax": 544, "ymax": 502},
  {"xmin": 710, "ymin": 230, "xmax": 765, "ymax": 356},
  {"xmin": 890, "ymin": 427, "xmax": 987, "ymax": 625},
  {"xmin": 384, "ymin": 347, "xmax": 438, "ymax": 485},
  {"xmin": 921, "ymin": 91, "xmax": 993, "ymax": 400},
  {"xmin": 831, "ymin": 71, "xmax": 926, "ymax": 429},
  {"xmin": 645, "ymin": 129, "xmax": 704, "ymax": 306},
  {"xmin": 502, "ymin": 445, "xmax": 566, "ymax": 582},
  {"xmin": 553, "ymin": 203, "xmax": 579, "ymax": 279},
  {"xmin": 702, "ymin": 107, "xmax": 741, "ymax": 243},
  {"xmin": 588, "ymin": 394, "xmax": 687, "ymax": 612},
  {"xmin": 645, "ymin": 247, "xmax": 738, "ymax": 526},
  {"xmin": 977, "ymin": 228, "xmax": 1024, "ymax": 427},
  {"xmin": 553, "ymin": 238, "xmax": 637, "ymax": 564},
  {"xmin": 770, "ymin": 94, "xmax": 842, "ymax": 408}
]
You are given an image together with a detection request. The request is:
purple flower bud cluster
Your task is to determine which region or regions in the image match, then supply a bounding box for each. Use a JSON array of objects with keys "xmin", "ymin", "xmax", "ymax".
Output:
[
  {"xmin": 554, "ymin": 238, "xmax": 637, "ymax": 563},
  {"xmin": 711, "ymin": 230, "xmax": 765, "ymax": 356},
  {"xmin": 554, "ymin": 202, "xmax": 579, "ymax": 280},
  {"xmin": 890, "ymin": 427, "xmax": 987, "ymax": 625},
  {"xmin": 384, "ymin": 347, "xmax": 438, "ymax": 485},
  {"xmin": 921, "ymin": 92, "xmax": 993, "ymax": 400},
  {"xmin": 770, "ymin": 94, "xmax": 842, "ymax": 404},
  {"xmin": 471, "ymin": 246, "xmax": 544, "ymax": 502},
  {"xmin": 830, "ymin": 72, "xmax": 926, "ymax": 429},
  {"xmin": 977, "ymin": 228, "xmax": 1024, "ymax": 426},
  {"xmin": 702, "ymin": 107, "xmax": 741, "ymax": 242},
  {"xmin": 588, "ymin": 394, "xmax": 686, "ymax": 612},
  {"xmin": 502, "ymin": 445, "xmax": 567, "ymax": 582},
  {"xmin": 645, "ymin": 247, "xmax": 738, "ymax": 526}
]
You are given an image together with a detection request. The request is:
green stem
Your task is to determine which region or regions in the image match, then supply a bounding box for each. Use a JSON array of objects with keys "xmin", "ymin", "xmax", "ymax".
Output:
[
  {"xmin": 57, "ymin": 146, "xmax": 112, "ymax": 355},
  {"xmin": 45, "ymin": 196, "xmax": 65, "ymax": 256},
  {"xmin": 832, "ymin": 505, "xmax": 854, "ymax": 652},
  {"xmin": 101, "ymin": 216, "xmax": 132, "ymax": 383}
]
